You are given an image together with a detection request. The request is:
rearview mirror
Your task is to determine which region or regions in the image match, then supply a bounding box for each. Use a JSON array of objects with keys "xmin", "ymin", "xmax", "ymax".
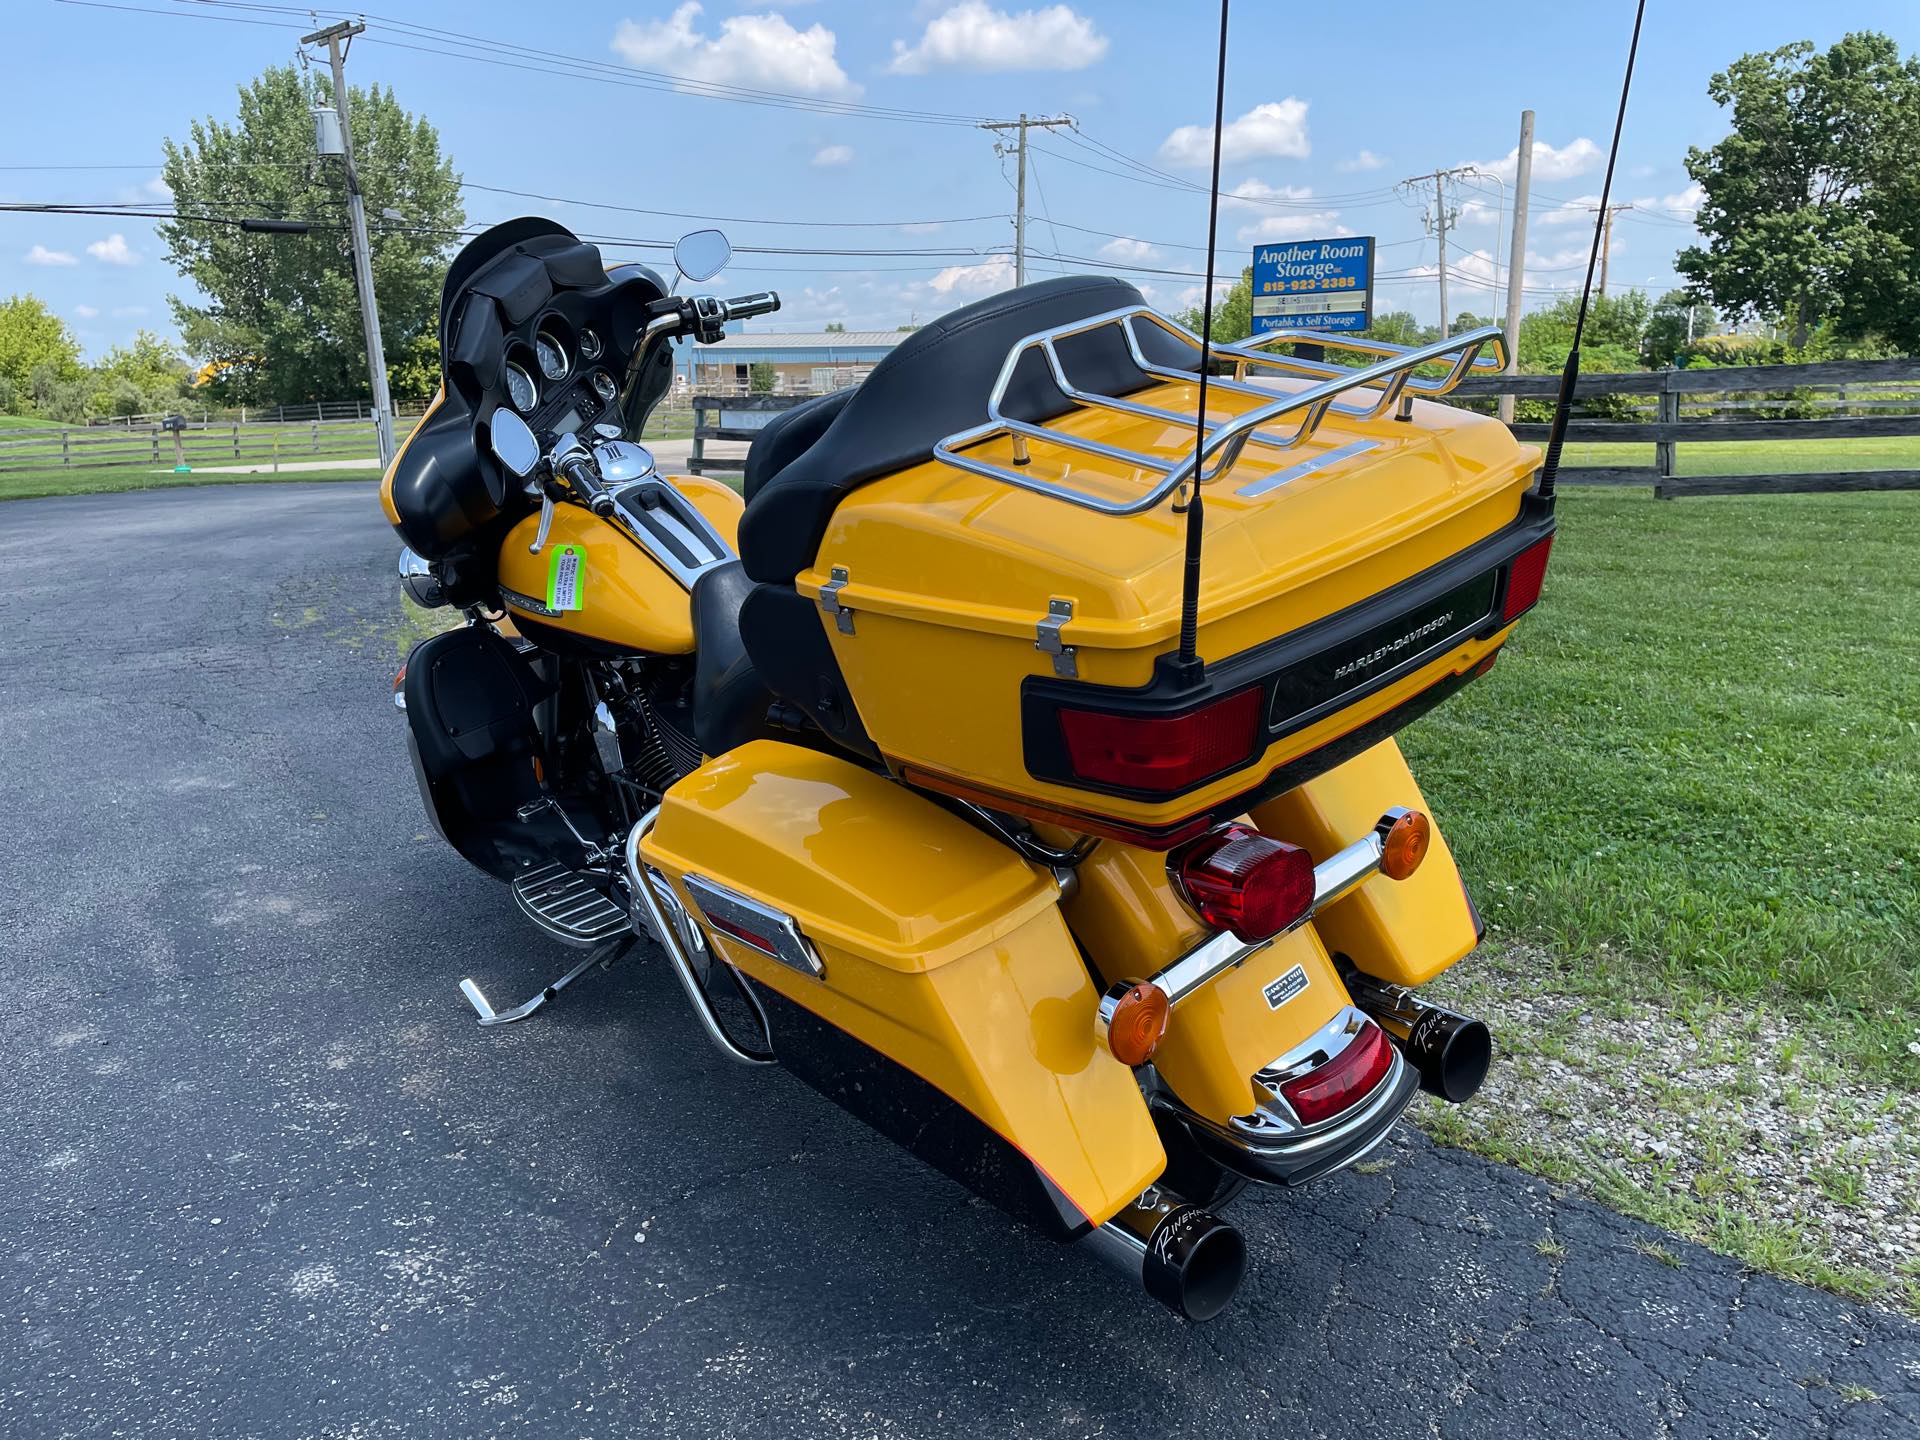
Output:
[
  {"xmin": 673, "ymin": 228, "xmax": 732, "ymax": 283},
  {"xmin": 489, "ymin": 408, "xmax": 540, "ymax": 478}
]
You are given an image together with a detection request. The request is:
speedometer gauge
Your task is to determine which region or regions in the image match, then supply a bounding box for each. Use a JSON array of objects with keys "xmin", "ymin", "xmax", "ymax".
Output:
[
  {"xmin": 536, "ymin": 334, "xmax": 569, "ymax": 380},
  {"xmin": 503, "ymin": 361, "xmax": 537, "ymax": 413}
]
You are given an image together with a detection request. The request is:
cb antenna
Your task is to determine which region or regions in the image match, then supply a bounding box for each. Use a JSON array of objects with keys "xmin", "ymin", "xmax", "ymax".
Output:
[
  {"xmin": 1174, "ymin": 0, "xmax": 1232, "ymax": 674},
  {"xmin": 1538, "ymin": 0, "xmax": 1648, "ymax": 501}
]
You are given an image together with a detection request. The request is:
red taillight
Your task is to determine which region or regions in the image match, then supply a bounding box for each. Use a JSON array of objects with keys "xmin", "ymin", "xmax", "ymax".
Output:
[
  {"xmin": 1058, "ymin": 686, "xmax": 1262, "ymax": 794},
  {"xmin": 1501, "ymin": 535, "xmax": 1554, "ymax": 622},
  {"xmin": 1173, "ymin": 823, "xmax": 1316, "ymax": 942},
  {"xmin": 1280, "ymin": 1020, "xmax": 1394, "ymax": 1125}
]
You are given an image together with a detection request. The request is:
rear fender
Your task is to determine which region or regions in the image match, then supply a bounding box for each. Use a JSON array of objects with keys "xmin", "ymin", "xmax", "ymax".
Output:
[
  {"xmin": 1064, "ymin": 843, "xmax": 1356, "ymax": 1124},
  {"xmin": 639, "ymin": 740, "xmax": 1165, "ymax": 1235},
  {"xmin": 1250, "ymin": 737, "xmax": 1479, "ymax": 987},
  {"xmin": 1061, "ymin": 736, "xmax": 1477, "ymax": 1125}
]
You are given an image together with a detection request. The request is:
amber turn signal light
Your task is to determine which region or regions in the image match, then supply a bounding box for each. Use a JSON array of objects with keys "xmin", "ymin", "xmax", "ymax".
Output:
[
  {"xmin": 1103, "ymin": 982, "xmax": 1170, "ymax": 1067},
  {"xmin": 1379, "ymin": 809, "xmax": 1431, "ymax": 881}
]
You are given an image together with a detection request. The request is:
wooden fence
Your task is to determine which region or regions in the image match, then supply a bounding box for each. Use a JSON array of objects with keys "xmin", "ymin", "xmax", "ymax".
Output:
[
  {"xmin": 0, "ymin": 414, "xmax": 411, "ymax": 475},
  {"xmin": 688, "ymin": 393, "xmax": 815, "ymax": 476},
  {"xmin": 1449, "ymin": 357, "xmax": 1920, "ymax": 498}
]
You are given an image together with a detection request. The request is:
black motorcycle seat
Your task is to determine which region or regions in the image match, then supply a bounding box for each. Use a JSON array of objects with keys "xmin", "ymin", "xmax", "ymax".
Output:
[
  {"xmin": 689, "ymin": 559, "xmax": 780, "ymax": 757},
  {"xmin": 743, "ymin": 389, "xmax": 854, "ymax": 503},
  {"xmin": 735, "ymin": 274, "xmax": 1197, "ymax": 585}
]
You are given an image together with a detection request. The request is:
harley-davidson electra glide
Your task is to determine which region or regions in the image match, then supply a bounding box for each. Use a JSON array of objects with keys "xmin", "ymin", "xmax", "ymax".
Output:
[{"xmin": 381, "ymin": 218, "xmax": 1556, "ymax": 1322}]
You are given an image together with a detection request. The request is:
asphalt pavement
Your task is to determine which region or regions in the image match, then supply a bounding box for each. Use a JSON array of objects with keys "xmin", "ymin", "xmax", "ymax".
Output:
[{"xmin": 1, "ymin": 482, "xmax": 1915, "ymax": 1439}]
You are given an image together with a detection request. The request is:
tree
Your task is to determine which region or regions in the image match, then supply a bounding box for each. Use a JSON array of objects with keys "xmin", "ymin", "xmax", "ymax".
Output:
[
  {"xmin": 748, "ymin": 361, "xmax": 777, "ymax": 394},
  {"xmin": 1516, "ymin": 291, "xmax": 1649, "ymax": 374},
  {"xmin": 1178, "ymin": 266, "xmax": 1254, "ymax": 343},
  {"xmin": 824, "ymin": 322, "xmax": 846, "ymax": 333},
  {"xmin": 1367, "ymin": 311, "xmax": 1437, "ymax": 347},
  {"xmin": 89, "ymin": 330, "xmax": 190, "ymax": 414},
  {"xmin": 0, "ymin": 295, "xmax": 82, "ymax": 400},
  {"xmin": 159, "ymin": 65, "xmax": 464, "ymax": 406},
  {"xmin": 1449, "ymin": 311, "xmax": 1492, "ymax": 337},
  {"xmin": 1677, "ymin": 32, "xmax": 1920, "ymax": 350},
  {"xmin": 1643, "ymin": 290, "xmax": 1715, "ymax": 368}
]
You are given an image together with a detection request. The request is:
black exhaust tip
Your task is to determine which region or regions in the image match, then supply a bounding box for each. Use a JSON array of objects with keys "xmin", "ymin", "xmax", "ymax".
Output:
[
  {"xmin": 1340, "ymin": 963, "xmax": 1493, "ymax": 1105},
  {"xmin": 1406, "ymin": 1010, "xmax": 1492, "ymax": 1103},
  {"xmin": 1142, "ymin": 1205, "xmax": 1247, "ymax": 1322},
  {"xmin": 1086, "ymin": 1187, "xmax": 1247, "ymax": 1322}
]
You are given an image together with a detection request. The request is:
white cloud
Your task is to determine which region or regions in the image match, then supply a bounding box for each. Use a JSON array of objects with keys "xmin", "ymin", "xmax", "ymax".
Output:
[
  {"xmin": 1636, "ymin": 181, "xmax": 1705, "ymax": 220},
  {"xmin": 811, "ymin": 144, "xmax": 854, "ymax": 167},
  {"xmin": 74, "ymin": 304, "xmax": 100, "ymax": 318},
  {"xmin": 1476, "ymin": 136, "xmax": 1602, "ymax": 184},
  {"xmin": 928, "ymin": 255, "xmax": 1015, "ymax": 296},
  {"xmin": 86, "ymin": 234, "xmax": 139, "ymax": 266},
  {"xmin": 1220, "ymin": 179, "xmax": 1314, "ymax": 211},
  {"xmin": 897, "ymin": 221, "xmax": 944, "ymax": 235},
  {"xmin": 1237, "ymin": 212, "xmax": 1349, "ymax": 245},
  {"xmin": 612, "ymin": 3, "xmax": 858, "ymax": 96},
  {"xmin": 1098, "ymin": 236, "xmax": 1161, "ymax": 264},
  {"xmin": 144, "ymin": 174, "xmax": 171, "ymax": 198},
  {"xmin": 25, "ymin": 244, "xmax": 76, "ymax": 266},
  {"xmin": 1405, "ymin": 246, "xmax": 1502, "ymax": 292},
  {"xmin": 1535, "ymin": 195, "xmax": 1601, "ymax": 227},
  {"xmin": 889, "ymin": 3, "xmax": 1107, "ymax": 74},
  {"xmin": 1339, "ymin": 149, "xmax": 1385, "ymax": 173},
  {"xmin": 1159, "ymin": 100, "xmax": 1309, "ymax": 167}
]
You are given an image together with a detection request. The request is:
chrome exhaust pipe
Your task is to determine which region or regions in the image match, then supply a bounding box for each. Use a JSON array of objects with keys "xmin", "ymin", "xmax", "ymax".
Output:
[
  {"xmin": 1084, "ymin": 1186, "xmax": 1246, "ymax": 1322},
  {"xmin": 1341, "ymin": 964, "xmax": 1492, "ymax": 1104}
]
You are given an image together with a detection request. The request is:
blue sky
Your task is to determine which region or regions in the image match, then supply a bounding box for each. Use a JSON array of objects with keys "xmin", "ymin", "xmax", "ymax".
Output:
[{"xmin": 5, "ymin": 0, "xmax": 1918, "ymax": 361}]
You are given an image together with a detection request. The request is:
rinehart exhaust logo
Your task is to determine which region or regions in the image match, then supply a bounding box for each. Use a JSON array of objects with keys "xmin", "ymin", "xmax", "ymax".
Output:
[{"xmin": 1332, "ymin": 610, "xmax": 1455, "ymax": 681}]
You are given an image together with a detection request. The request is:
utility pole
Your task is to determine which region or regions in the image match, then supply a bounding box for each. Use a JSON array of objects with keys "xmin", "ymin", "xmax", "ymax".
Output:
[
  {"xmin": 978, "ymin": 113, "xmax": 1072, "ymax": 287},
  {"xmin": 303, "ymin": 19, "xmax": 395, "ymax": 468},
  {"xmin": 1499, "ymin": 111, "xmax": 1535, "ymax": 425},
  {"xmin": 1400, "ymin": 165, "xmax": 1474, "ymax": 335},
  {"xmin": 1596, "ymin": 203, "xmax": 1632, "ymax": 297}
]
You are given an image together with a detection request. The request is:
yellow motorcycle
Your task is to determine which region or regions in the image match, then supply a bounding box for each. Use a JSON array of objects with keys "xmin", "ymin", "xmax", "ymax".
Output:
[{"xmin": 382, "ymin": 218, "xmax": 1552, "ymax": 1321}]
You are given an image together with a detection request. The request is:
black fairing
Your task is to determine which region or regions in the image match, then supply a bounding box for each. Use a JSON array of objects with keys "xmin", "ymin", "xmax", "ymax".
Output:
[{"xmin": 388, "ymin": 219, "xmax": 669, "ymax": 560}]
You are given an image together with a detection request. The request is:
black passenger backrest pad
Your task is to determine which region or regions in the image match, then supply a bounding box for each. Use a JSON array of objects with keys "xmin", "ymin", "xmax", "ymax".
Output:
[{"xmin": 735, "ymin": 274, "xmax": 1198, "ymax": 584}]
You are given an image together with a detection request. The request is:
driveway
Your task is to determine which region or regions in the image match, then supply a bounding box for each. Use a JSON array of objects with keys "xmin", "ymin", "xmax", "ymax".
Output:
[{"xmin": 1, "ymin": 483, "xmax": 1913, "ymax": 1439}]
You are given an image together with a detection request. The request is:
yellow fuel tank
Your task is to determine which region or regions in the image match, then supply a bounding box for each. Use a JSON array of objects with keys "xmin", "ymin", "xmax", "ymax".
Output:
[{"xmin": 495, "ymin": 476, "xmax": 743, "ymax": 653}]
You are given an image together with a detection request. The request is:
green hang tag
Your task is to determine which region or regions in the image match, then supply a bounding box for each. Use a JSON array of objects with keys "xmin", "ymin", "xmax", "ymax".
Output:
[{"xmin": 546, "ymin": 543, "xmax": 586, "ymax": 612}]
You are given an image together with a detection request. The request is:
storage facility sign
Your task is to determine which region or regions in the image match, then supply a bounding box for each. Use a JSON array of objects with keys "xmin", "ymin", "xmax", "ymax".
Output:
[{"xmin": 1251, "ymin": 237, "xmax": 1375, "ymax": 334}]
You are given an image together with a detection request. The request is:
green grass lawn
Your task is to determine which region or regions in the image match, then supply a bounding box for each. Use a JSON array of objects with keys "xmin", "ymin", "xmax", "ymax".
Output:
[
  {"xmin": 0, "ymin": 410, "xmax": 702, "ymax": 501},
  {"xmin": 1564, "ymin": 433, "xmax": 1920, "ymax": 476},
  {"xmin": 1400, "ymin": 485, "xmax": 1920, "ymax": 1082}
]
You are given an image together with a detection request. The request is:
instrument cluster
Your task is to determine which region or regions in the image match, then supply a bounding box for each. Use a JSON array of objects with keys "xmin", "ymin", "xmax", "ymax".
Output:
[{"xmin": 500, "ymin": 312, "xmax": 624, "ymax": 434}]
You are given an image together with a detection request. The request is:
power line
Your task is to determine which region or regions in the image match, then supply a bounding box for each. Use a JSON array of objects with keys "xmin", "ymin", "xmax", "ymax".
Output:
[{"xmin": 53, "ymin": 0, "xmax": 988, "ymax": 128}]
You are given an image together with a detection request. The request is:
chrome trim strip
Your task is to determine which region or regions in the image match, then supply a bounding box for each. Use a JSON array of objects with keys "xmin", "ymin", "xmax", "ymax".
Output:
[
  {"xmin": 682, "ymin": 874, "xmax": 825, "ymax": 979},
  {"xmin": 1235, "ymin": 439, "xmax": 1380, "ymax": 498}
]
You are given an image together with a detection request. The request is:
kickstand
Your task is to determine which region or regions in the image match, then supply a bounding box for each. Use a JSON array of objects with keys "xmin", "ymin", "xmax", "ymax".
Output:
[{"xmin": 460, "ymin": 937, "xmax": 634, "ymax": 1027}]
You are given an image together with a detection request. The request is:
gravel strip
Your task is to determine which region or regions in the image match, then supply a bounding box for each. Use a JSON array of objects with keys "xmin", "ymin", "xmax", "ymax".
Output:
[{"xmin": 1419, "ymin": 944, "xmax": 1920, "ymax": 1307}]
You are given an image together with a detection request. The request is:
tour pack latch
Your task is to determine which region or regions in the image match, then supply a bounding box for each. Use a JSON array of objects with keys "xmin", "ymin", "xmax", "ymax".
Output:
[{"xmin": 1036, "ymin": 597, "xmax": 1077, "ymax": 678}]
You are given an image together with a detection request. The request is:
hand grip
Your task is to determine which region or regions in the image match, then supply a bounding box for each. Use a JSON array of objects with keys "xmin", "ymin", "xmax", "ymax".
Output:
[{"xmin": 720, "ymin": 291, "xmax": 781, "ymax": 320}]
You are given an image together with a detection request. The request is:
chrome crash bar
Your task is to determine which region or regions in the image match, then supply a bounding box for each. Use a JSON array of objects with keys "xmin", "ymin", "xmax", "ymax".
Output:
[
  {"xmin": 1095, "ymin": 807, "xmax": 1415, "ymax": 1049},
  {"xmin": 932, "ymin": 307, "xmax": 1507, "ymax": 515}
]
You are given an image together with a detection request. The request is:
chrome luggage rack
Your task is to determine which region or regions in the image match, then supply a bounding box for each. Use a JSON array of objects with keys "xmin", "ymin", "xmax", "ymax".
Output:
[{"xmin": 931, "ymin": 307, "xmax": 1509, "ymax": 515}]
